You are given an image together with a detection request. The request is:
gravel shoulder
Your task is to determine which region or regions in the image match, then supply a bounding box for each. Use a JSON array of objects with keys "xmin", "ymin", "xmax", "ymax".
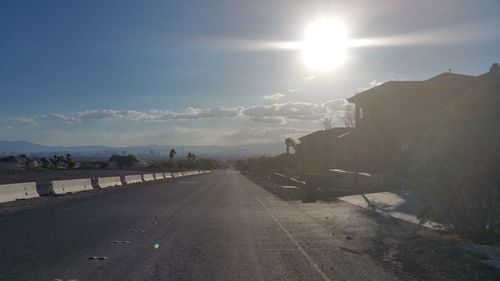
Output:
[{"xmin": 243, "ymin": 171, "xmax": 500, "ymax": 281}]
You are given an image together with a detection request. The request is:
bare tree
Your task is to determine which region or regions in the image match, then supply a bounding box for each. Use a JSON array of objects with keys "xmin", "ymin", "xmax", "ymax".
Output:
[
  {"xmin": 321, "ymin": 117, "xmax": 334, "ymax": 130},
  {"xmin": 343, "ymin": 105, "xmax": 356, "ymax": 128}
]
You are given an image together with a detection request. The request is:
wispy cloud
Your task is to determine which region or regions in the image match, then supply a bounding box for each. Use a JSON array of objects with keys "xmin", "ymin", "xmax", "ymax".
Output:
[
  {"xmin": 369, "ymin": 80, "xmax": 384, "ymax": 87},
  {"xmin": 150, "ymin": 106, "xmax": 242, "ymax": 121},
  {"xmin": 242, "ymin": 99, "xmax": 350, "ymax": 124},
  {"xmin": 243, "ymin": 102, "xmax": 325, "ymax": 124},
  {"xmin": 79, "ymin": 110, "xmax": 147, "ymax": 122},
  {"xmin": 356, "ymin": 79, "xmax": 388, "ymax": 93},
  {"xmin": 263, "ymin": 93, "xmax": 285, "ymax": 101},
  {"xmin": 39, "ymin": 113, "xmax": 80, "ymax": 124},
  {"xmin": 5, "ymin": 117, "xmax": 38, "ymax": 126}
]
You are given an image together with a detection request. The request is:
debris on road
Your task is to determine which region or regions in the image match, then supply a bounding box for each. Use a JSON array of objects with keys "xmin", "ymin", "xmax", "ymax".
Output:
[
  {"xmin": 88, "ymin": 256, "xmax": 107, "ymax": 260},
  {"xmin": 112, "ymin": 240, "xmax": 131, "ymax": 244}
]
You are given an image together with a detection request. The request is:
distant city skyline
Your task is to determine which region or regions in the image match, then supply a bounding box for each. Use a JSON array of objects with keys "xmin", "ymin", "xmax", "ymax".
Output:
[{"xmin": 1, "ymin": 0, "xmax": 499, "ymax": 146}]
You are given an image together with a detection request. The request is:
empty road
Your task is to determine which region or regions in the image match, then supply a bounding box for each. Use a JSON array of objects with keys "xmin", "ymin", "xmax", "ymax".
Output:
[{"xmin": 0, "ymin": 170, "xmax": 490, "ymax": 281}]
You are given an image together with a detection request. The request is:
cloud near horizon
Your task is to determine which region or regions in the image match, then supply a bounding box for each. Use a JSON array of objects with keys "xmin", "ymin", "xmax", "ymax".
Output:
[
  {"xmin": 1, "ymin": 99, "xmax": 351, "ymax": 127},
  {"xmin": 0, "ymin": 99, "xmax": 353, "ymax": 146}
]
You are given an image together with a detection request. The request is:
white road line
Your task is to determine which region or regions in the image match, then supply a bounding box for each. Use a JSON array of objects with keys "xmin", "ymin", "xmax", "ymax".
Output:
[{"xmin": 241, "ymin": 177, "xmax": 333, "ymax": 281}]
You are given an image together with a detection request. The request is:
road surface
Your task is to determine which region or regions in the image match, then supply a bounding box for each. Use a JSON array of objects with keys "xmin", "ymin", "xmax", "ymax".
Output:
[{"xmin": 0, "ymin": 170, "xmax": 489, "ymax": 280}]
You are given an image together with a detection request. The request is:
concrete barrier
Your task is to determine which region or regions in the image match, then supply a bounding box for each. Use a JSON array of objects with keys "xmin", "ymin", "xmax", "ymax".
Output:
[
  {"xmin": 51, "ymin": 178, "xmax": 92, "ymax": 195},
  {"xmin": 124, "ymin": 175, "xmax": 143, "ymax": 184},
  {"xmin": 0, "ymin": 182, "xmax": 39, "ymax": 203},
  {"xmin": 154, "ymin": 173, "xmax": 165, "ymax": 180},
  {"xmin": 97, "ymin": 176, "xmax": 122, "ymax": 188},
  {"xmin": 172, "ymin": 172, "xmax": 183, "ymax": 178},
  {"xmin": 164, "ymin": 172, "xmax": 173, "ymax": 179},
  {"xmin": 142, "ymin": 174, "xmax": 155, "ymax": 182}
]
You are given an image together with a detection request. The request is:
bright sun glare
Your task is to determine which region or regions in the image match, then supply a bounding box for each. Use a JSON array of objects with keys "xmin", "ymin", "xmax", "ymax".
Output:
[{"xmin": 302, "ymin": 19, "xmax": 348, "ymax": 71}]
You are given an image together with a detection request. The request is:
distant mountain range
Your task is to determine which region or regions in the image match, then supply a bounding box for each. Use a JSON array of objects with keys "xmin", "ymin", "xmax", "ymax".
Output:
[{"xmin": 0, "ymin": 140, "xmax": 284, "ymax": 160}]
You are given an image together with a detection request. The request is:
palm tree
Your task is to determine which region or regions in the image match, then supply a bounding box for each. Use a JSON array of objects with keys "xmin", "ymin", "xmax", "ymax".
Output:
[
  {"xmin": 66, "ymin": 153, "xmax": 74, "ymax": 169},
  {"xmin": 169, "ymin": 149, "xmax": 176, "ymax": 161},
  {"xmin": 285, "ymin": 138, "xmax": 296, "ymax": 154}
]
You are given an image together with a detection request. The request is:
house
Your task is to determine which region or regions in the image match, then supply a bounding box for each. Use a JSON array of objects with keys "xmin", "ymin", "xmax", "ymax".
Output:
[
  {"xmin": 343, "ymin": 63, "xmax": 500, "ymax": 173},
  {"xmin": 108, "ymin": 154, "xmax": 148, "ymax": 170},
  {"xmin": 27, "ymin": 158, "xmax": 42, "ymax": 169},
  {"xmin": 0, "ymin": 156, "xmax": 26, "ymax": 170},
  {"xmin": 296, "ymin": 63, "xmax": 500, "ymax": 174},
  {"xmin": 53, "ymin": 159, "xmax": 68, "ymax": 170},
  {"xmin": 38, "ymin": 157, "xmax": 54, "ymax": 169},
  {"xmin": 295, "ymin": 128, "xmax": 353, "ymax": 170}
]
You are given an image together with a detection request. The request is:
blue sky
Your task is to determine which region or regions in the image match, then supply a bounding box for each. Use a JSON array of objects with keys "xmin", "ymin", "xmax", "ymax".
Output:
[{"xmin": 1, "ymin": 0, "xmax": 499, "ymax": 146}]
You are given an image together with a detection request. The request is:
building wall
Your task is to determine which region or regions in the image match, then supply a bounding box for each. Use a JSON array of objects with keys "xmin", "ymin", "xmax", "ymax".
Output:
[{"xmin": 296, "ymin": 130, "xmax": 354, "ymax": 172}]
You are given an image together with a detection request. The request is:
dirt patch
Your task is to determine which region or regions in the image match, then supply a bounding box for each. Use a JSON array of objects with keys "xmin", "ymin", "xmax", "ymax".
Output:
[{"xmin": 365, "ymin": 234, "xmax": 498, "ymax": 281}]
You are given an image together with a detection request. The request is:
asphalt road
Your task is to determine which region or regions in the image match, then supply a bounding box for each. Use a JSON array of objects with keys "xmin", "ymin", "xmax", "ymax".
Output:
[{"xmin": 0, "ymin": 170, "xmax": 478, "ymax": 281}]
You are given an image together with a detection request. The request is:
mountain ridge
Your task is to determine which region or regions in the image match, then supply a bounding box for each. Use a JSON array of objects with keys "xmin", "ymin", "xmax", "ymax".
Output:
[{"xmin": 0, "ymin": 140, "xmax": 284, "ymax": 158}]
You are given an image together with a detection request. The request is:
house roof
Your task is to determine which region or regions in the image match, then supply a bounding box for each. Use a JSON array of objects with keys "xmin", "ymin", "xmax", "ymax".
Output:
[
  {"xmin": 39, "ymin": 158, "xmax": 53, "ymax": 165},
  {"xmin": 348, "ymin": 64, "xmax": 499, "ymax": 105},
  {"xmin": 298, "ymin": 128, "xmax": 353, "ymax": 142},
  {"xmin": 349, "ymin": 63, "xmax": 500, "ymax": 105},
  {"xmin": 347, "ymin": 72, "xmax": 481, "ymax": 104}
]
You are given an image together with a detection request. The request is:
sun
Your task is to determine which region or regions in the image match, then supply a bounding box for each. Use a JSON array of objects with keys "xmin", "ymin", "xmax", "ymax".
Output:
[{"xmin": 302, "ymin": 19, "xmax": 348, "ymax": 71}]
